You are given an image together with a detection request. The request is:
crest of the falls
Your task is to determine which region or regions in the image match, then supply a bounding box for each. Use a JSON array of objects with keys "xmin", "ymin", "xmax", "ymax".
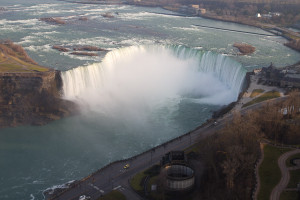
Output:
[{"xmin": 61, "ymin": 45, "xmax": 246, "ymax": 113}]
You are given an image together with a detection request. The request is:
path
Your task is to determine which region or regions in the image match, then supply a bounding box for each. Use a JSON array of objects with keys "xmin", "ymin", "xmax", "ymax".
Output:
[
  {"xmin": 270, "ymin": 149, "xmax": 300, "ymax": 200},
  {"xmin": 233, "ymin": 73, "xmax": 286, "ymax": 111},
  {"xmin": 48, "ymin": 96, "xmax": 285, "ymax": 200},
  {"xmin": 49, "ymin": 116, "xmax": 222, "ymax": 200},
  {"xmin": 254, "ymin": 143, "xmax": 265, "ymax": 200}
]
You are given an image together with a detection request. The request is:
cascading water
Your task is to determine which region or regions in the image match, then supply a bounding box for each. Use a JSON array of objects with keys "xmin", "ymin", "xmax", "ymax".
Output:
[{"xmin": 62, "ymin": 45, "xmax": 246, "ymax": 111}]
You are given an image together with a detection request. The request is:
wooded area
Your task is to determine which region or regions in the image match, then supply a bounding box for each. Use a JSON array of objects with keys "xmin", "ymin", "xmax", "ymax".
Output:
[{"xmin": 193, "ymin": 90, "xmax": 300, "ymax": 199}]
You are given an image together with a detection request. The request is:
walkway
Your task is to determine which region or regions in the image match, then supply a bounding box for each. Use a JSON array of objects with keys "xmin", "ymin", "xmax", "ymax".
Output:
[
  {"xmin": 48, "ymin": 83, "xmax": 289, "ymax": 200},
  {"xmin": 254, "ymin": 143, "xmax": 265, "ymax": 200},
  {"xmin": 270, "ymin": 149, "xmax": 300, "ymax": 200},
  {"xmin": 233, "ymin": 73, "xmax": 286, "ymax": 111}
]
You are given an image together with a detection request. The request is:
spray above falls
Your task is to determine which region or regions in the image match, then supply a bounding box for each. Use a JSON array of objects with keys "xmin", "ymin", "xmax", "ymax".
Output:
[{"xmin": 61, "ymin": 45, "xmax": 246, "ymax": 114}]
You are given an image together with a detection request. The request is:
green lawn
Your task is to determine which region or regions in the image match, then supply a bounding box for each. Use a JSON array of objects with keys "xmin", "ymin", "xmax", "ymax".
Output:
[
  {"xmin": 286, "ymin": 153, "xmax": 300, "ymax": 167},
  {"xmin": 257, "ymin": 144, "xmax": 291, "ymax": 200},
  {"xmin": 280, "ymin": 191, "xmax": 299, "ymax": 200},
  {"xmin": 130, "ymin": 171, "xmax": 147, "ymax": 192},
  {"xmin": 288, "ymin": 169, "xmax": 300, "ymax": 188},
  {"xmin": 250, "ymin": 89, "xmax": 265, "ymax": 98},
  {"xmin": 243, "ymin": 91, "xmax": 281, "ymax": 107},
  {"xmin": 0, "ymin": 61, "xmax": 48, "ymax": 72},
  {"xmin": 0, "ymin": 46, "xmax": 49, "ymax": 72},
  {"xmin": 97, "ymin": 190, "xmax": 126, "ymax": 200}
]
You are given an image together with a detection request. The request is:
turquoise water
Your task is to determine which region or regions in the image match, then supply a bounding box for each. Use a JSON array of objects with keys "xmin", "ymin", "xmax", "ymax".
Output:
[{"xmin": 0, "ymin": 1, "xmax": 299, "ymax": 200}]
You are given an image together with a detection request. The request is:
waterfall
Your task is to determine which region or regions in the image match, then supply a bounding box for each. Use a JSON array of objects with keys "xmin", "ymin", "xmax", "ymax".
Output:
[{"xmin": 61, "ymin": 45, "xmax": 246, "ymax": 109}]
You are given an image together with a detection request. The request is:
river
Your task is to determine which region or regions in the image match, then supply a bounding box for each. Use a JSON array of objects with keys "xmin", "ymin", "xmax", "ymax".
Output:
[{"xmin": 0, "ymin": 1, "xmax": 299, "ymax": 199}]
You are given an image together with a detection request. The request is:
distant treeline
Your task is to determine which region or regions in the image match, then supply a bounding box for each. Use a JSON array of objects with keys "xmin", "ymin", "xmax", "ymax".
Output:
[
  {"xmin": 190, "ymin": 0, "xmax": 300, "ymax": 4},
  {"xmin": 198, "ymin": 1, "xmax": 300, "ymax": 15}
]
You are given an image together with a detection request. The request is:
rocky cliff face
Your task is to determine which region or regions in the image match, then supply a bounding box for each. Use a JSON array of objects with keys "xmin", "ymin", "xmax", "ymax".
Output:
[{"xmin": 0, "ymin": 70, "xmax": 78, "ymax": 127}]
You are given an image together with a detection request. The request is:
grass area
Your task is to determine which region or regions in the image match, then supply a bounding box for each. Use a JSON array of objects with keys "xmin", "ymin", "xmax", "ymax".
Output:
[
  {"xmin": 286, "ymin": 153, "xmax": 300, "ymax": 167},
  {"xmin": 257, "ymin": 144, "xmax": 291, "ymax": 200},
  {"xmin": 0, "ymin": 42, "xmax": 49, "ymax": 72},
  {"xmin": 0, "ymin": 57, "xmax": 48, "ymax": 72},
  {"xmin": 280, "ymin": 191, "xmax": 299, "ymax": 200},
  {"xmin": 250, "ymin": 89, "xmax": 265, "ymax": 98},
  {"xmin": 130, "ymin": 171, "xmax": 147, "ymax": 192},
  {"xmin": 130, "ymin": 165, "xmax": 161, "ymax": 198},
  {"xmin": 147, "ymin": 175, "xmax": 162, "ymax": 200},
  {"xmin": 185, "ymin": 144, "xmax": 199, "ymax": 154},
  {"xmin": 287, "ymin": 169, "xmax": 300, "ymax": 188},
  {"xmin": 243, "ymin": 91, "xmax": 281, "ymax": 107},
  {"xmin": 97, "ymin": 190, "xmax": 126, "ymax": 200}
]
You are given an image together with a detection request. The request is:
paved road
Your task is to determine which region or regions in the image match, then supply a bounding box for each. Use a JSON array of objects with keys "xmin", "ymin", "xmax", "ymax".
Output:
[
  {"xmin": 270, "ymin": 149, "xmax": 300, "ymax": 200},
  {"xmin": 49, "ymin": 97, "xmax": 287, "ymax": 200},
  {"xmin": 49, "ymin": 117, "xmax": 224, "ymax": 200}
]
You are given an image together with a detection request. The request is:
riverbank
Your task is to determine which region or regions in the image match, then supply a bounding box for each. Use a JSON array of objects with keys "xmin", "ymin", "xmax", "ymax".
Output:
[
  {"xmin": 0, "ymin": 40, "xmax": 78, "ymax": 127},
  {"xmin": 48, "ymin": 72, "xmax": 295, "ymax": 200},
  {"xmin": 199, "ymin": 13, "xmax": 300, "ymax": 52},
  {"xmin": 124, "ymin": 0, "xmax": 300, "ymax": 53}
]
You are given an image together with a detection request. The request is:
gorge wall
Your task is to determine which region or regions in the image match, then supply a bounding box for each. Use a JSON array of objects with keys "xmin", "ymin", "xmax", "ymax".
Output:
[{"xmin": 0, "ymin": 70, "xmax": 78, "ymax": 127}]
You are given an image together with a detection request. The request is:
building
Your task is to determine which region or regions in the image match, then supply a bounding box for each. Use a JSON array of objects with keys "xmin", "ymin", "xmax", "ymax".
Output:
[
  {"xmin": 165, "ymin": 164, "xmax": 195, "ymax": 191},
  {"xmin": 280, "ymin": 74, "xmax": 300, "ymax": 88},
  {"xmin": 161, "ymin": 151, "xmax": 195, "ymax": 192},
  {"xmin": 260, "ymin": 63, "xmax": 300, "ymax": 88},
  {"xmin": 161, "ymin": 151, "xmax": 187, "ymax": 166}
]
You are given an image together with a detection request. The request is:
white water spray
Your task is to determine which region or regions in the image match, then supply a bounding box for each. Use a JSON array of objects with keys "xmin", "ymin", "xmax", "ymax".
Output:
[{"xmin": 62, "ymin": 45, "xmax": 246, "ymax": 115}]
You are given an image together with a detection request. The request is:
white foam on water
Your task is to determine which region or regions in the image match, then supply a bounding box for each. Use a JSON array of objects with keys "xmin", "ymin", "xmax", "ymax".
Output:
[
  {"xmin": 30, "ymin": 194, "xmax": 35, "ymax": 200},
  {"xmin": 25, "ymin": 44, "xmax": 54, "ymax": 53},
  {"xmin": 43, "ymin": 180, "xmax": 75, "ymax": 196}
]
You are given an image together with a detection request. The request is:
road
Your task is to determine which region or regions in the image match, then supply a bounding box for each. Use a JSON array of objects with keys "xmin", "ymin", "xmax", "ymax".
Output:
[
  {"xmin": 48, "ymin": 116, "xmax": 224, "ymax": 200},
  {"xmin": 270, "ymin": 149, "xmax": 300, "ymax": 200},
  {"xmin": 48, "ymin": 97, "xmax": 286, "ymax": 200}
]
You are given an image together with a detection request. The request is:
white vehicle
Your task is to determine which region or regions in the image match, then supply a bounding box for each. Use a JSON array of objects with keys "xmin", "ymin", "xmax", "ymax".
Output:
[{"xmin": 79, "ymin": 195, "xmax": 91, "ymax": 200}]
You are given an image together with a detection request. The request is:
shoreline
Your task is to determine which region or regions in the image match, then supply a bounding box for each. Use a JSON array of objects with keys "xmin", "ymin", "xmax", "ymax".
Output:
[
  {"xmin": 64, "ymin": 0, "xmax": 300, "ymax": 54},
  {"xmin": 48, "ymin": 70, "xmax": 291, "ymax": 199}
]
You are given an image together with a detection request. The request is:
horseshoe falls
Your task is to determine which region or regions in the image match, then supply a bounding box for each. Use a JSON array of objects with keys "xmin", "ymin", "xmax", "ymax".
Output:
[{"xmin": 62, "ymin": 45, "xmax": 246, "ymax": 115}]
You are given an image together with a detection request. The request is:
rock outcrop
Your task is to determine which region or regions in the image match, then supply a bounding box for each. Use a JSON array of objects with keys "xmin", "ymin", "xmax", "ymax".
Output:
[
  {"xmin": 233, "ymin": 43, "xmax": 255, "ymax": 55},
  {"xmin": 40, "ymin": 17, "xmax": 66, "ymax": 25},
  {"xmin": 53, "ymin": 45, "xmax": 69, "ymax": 52},
  {"xmin": 0, "ymin": 70, "xmax": 78, "ymax": 127}
]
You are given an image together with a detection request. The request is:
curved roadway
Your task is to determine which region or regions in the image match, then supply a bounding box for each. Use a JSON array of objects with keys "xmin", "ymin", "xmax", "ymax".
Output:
[
  {"xmin": 270, "ymin": 149, "xmax": 300, "ymax": 200},
  {"xmin": 49, "ymin": 97, "xmax": 287, "ymax": 200}
]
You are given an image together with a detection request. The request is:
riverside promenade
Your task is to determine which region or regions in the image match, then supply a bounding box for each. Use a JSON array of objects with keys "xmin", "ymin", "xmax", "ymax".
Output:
[
  {"xmin": 49, "ymin": 114, "xmax": 224, "ymax": 200},
  {"xmin": 49, "ymin": 87, "xmax": 287, "ymax": 200}
]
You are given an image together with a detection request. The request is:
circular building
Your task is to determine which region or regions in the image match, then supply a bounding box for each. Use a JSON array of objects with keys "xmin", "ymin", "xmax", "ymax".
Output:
[{"xmin": 165, "ymin": 164, "xmax": 195, "ymax": 191}]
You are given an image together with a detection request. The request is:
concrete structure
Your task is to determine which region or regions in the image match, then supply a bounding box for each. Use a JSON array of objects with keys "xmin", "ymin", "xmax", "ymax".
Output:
[
  {"xmin": 178, "ymin": 5, "xmax": 205, "ymax": 15},
  {"xmin": 260, "ymin": 64, "xmax": 300, "ymax": 88},
  {"xmin": 165, "ymin": 164, "xmax": 195, "ymax": 191},
  {"xmin": 161, "ymin": 151, "xmax": 187, "ymax": 166},
  {"xmin": 161, "ymin": 151, "xmax": 195, "ymax": 192},
  {"xmin": 280, "ymin": 74, "xmax": 300, "ymax": 88}
]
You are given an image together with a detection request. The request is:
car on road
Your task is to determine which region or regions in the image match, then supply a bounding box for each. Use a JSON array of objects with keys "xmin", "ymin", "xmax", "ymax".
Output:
[
  {"xmin": 123, "ymin": 164, "xmax": 130, "ymax": 169},
  {"xmin": 79, "ymin": 195, "xmax": 91, "ymax": 200}
]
